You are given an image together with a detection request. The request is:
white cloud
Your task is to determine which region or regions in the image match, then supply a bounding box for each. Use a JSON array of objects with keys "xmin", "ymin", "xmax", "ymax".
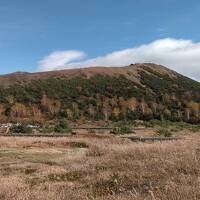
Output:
[
  {"xmin": 38, "ymin": 50, "xmax": 86, "ymax": 71},
  {"xmin": 38, "ymin": 38, "xmax": 200, "ymax": 81}
]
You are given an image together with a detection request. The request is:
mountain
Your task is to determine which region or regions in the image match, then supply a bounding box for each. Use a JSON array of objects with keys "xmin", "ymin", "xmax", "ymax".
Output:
[
  {"xmin": 0, "ymin": 64, "xmax": 174, "ymax": 87},
  {"xmin": 0, "ymin": 63, "xmax": 200, "ymax": 124}
]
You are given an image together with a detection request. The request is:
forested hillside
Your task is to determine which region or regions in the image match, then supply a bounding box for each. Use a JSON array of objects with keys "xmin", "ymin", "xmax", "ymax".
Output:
[{"xmin": 0, "ymin": 63, "xmax": 200, "ymax": 124}]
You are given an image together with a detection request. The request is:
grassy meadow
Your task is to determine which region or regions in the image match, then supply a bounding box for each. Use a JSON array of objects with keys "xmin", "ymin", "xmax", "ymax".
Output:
[{"xmin": 0, "ymin": 129, "xmax": 200, "ymax": 200}]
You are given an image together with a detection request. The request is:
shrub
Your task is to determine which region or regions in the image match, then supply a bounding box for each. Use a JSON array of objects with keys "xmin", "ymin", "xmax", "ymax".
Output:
[
  {"xmin": 47, "ymin": 171, "xmax": 83, "ymax": 182},
  {"xmin": 54, "ymin": 120, "xmax": 72, "ymax": 133},
  {"xmin": 92, "ymin": 173, "xmax": 132, "ymax": 197},
  {"xmin": 111, "ymin": 125, "xmax": 133, "ymax": 135},
  {"xmin": 189, "ymin": 125, "xmax": 200, "ymax": 132},
  {"xmin": 143, "ymin": 121, "xmax": 154, "ymax": 128},
  {"xmin": 41, "ymin": 126, "xmax": 54, "ymax": 133},
  {"xmin": 11, "ymin": 124, "xmax": 32, "ymax": 134},
  {"xmin": 156, "ymin": 128, "xmax": 172, "ymax": 137},
  {"xmin": 69, "ymin": 142, "xmax": 89, "ymax": 148}
]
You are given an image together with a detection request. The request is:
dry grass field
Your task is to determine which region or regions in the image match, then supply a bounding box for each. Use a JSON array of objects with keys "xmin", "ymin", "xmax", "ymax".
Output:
[{"xmin": 0, "ymin": 133, "xmax": 200, "ymax": 200}]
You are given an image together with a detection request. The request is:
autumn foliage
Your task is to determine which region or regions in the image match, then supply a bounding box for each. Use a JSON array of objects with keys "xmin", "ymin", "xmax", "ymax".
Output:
[{"xmin": 0, "ymin": 65, "xmax": 200, "ymax": 124}]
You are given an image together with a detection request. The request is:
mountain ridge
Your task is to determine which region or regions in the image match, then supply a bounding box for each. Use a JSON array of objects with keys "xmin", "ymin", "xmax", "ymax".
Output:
[{"xmin": 0, "ymin": 63, "xmax": 182, "ymax": 87}]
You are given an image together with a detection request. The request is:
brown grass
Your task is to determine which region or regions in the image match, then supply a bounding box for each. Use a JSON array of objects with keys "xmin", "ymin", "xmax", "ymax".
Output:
[{"xmin": 0, "ymin": 134, "xmax": 199, "ymax": 200}]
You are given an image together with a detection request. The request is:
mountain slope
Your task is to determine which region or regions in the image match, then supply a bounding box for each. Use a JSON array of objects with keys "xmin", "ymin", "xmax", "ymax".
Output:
[
  {"xmin": 0, "ymin": 63, "xmax": 200, "ymax": 124},
  {"xmin": 0, "ymin": 63, "xmax": 176, "ymax": 87}
]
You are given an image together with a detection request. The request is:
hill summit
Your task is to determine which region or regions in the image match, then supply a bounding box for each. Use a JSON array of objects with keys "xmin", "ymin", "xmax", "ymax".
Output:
[{"xmin": 0, "ymin": 63, "xmax": 200, "ymax": 124}]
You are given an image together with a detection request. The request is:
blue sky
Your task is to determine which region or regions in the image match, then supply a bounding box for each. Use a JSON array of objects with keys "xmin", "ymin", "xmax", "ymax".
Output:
[{"xmin": 1, "ymin": 0, "xmax": 200, "ymax": 78}]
